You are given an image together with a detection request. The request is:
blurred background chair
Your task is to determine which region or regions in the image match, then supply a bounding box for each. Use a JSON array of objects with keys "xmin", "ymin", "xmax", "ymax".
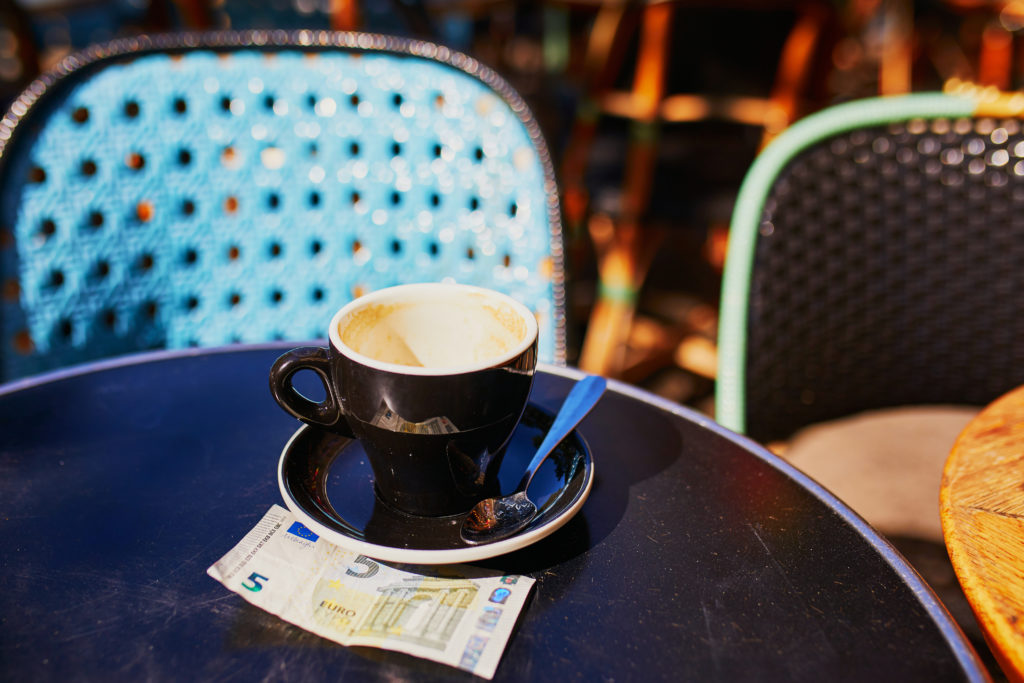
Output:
[
  {"xmin": 717, "ymin": 88, "xmax": 1024, "ymax": 445},
  {"xmin": 716, "ymin": 88, "xmax": 1024, "ymax": 669},
  {"xmin": 555, "ymin": 0, "xmax": 837, "ymax": 383},
  {"xmin": 0, "ymin": 30, "xmax": 566, "ymax": 384}
]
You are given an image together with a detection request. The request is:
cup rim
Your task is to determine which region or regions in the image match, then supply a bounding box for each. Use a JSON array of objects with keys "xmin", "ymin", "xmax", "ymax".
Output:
[{"xmin": 328, "ymin": 282, "xmax": 539, "ymax": 376}]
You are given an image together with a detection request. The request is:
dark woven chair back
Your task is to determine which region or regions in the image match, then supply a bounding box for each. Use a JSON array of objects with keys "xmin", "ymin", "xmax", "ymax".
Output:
[
  {"xmin": 0, "ymin": 32, "xmax": 565, "ymax": 384},
  {"xmin": 717, "ymin": 94, "xmax": 1024, "ymax": 442}
]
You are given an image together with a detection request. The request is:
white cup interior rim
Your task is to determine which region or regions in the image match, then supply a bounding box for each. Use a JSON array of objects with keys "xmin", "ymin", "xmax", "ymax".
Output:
[{"xmin": 328, "ymin": 283, "xmax": 539, "ymax": 376}]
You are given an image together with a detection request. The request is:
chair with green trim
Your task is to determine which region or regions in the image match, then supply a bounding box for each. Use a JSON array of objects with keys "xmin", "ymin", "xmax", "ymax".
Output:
[
  {"xmin": 717, "ymin": 91, "xmax": 1024, "ymax": 542},
  {"xmin": 0, "ymin": 31, "xmax": 566, "ymax": 384},
  {"xmin": 715, "ymin": 92, "xmax": 1024, "ymax": 665}
]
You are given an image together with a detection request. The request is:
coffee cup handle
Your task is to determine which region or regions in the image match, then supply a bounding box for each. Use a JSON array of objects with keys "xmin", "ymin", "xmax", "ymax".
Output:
[{"xmin": 269, "ymin": 347, "xmax": 354, "ymax": 437}]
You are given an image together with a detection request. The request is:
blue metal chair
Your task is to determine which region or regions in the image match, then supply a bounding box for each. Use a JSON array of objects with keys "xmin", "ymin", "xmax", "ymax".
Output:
[{"xmin": 0, "ymin": 30, "xmax": 566, "ymax": 383}]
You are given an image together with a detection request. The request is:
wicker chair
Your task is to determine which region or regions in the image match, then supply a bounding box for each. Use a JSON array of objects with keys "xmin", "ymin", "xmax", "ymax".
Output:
[
  {"xmin": 0, "ymin": 30, "xmax": 566, "ymax": 383},
  {"xmin": 718, "ymin": 91, "xmax": 1024, "ymax": 445},
  {"xmin": 714, "ymin": 91, "xmax": 1024, "ymax": 667},
  {"xmin": 716, "ymin": 90, "xmax": 1024, "ymax": 545}
]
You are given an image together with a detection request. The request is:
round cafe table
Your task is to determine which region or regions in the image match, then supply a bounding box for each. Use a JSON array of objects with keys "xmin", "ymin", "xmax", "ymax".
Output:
[
  {"xmin": 0, "ymin": 344, "xmax": 988, "ymax": 681},
  {"xmin": 942, "ymin": 384, "xmax": 1024, "ymax": 682}
]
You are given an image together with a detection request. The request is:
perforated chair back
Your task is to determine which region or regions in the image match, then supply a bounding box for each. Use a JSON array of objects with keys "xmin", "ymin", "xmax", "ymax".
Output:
[
  {"xmin": 0, "ymin": 31, "xmax": 566, "ymax": 383},
  {"xmin": 717, "ymin": 93, "xmax": 1024, "ymax": 442}
]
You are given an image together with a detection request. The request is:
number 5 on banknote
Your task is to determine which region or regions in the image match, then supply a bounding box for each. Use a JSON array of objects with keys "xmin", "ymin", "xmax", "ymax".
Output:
[
  {"xmin": 241, "ymin": 572, "xmax": 269, "ymax": 592},
  {"xmin": 345, "ymin": 555, "xmax": 379, "ymax": 579}
]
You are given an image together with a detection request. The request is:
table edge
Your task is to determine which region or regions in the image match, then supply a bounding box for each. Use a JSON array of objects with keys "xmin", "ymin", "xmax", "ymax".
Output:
[{"xmin": 941, "ymin": 386, "xmax": 1024, "ymax": 679}]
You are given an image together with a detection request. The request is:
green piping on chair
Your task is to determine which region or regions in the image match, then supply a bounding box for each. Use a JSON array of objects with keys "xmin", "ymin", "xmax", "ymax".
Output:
[{"xmin": 716, "ymin": 93, "xmax": 979, "ymax": 436}]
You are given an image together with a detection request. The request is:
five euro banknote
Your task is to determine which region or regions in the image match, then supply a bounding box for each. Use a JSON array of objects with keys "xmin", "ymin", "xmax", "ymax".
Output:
[{"xmin": 207, "ymin": 505, "xmax": 534, "ymax": 679}]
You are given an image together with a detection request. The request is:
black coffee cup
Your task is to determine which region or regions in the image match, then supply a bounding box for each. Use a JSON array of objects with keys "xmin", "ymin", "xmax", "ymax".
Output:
[{"xmin": 269, "ymin": 283, "xmax": 538, "ymax": 517}]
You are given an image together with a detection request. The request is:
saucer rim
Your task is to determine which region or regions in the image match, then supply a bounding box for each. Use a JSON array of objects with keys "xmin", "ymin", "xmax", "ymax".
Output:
[{"xmin": 276, "ymin": 418, "xmax": 594, "ymax": 564}]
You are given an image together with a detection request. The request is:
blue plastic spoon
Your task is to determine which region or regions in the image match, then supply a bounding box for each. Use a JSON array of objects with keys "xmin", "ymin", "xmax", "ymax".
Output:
[{"xmin": 461, "ymin": 375, "xmax": 607, "ymax": 545}]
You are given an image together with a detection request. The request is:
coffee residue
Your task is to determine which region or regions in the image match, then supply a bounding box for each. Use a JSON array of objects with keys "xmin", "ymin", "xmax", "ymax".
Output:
[{"xmin": 340, "ymin": 296, "xmax": 529, "ymax": 368}]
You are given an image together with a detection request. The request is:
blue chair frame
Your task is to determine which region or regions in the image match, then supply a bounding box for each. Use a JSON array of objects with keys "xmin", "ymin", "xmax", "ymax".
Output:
[{"xmin": 0, "ymin": 30, "xmax": 567, "ymax": 383}]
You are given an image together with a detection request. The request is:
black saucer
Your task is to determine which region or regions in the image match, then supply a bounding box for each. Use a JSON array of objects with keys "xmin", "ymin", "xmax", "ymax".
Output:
[{"xmin": 277, "ymin": 403, "xmax": 594, "ymax": 564}]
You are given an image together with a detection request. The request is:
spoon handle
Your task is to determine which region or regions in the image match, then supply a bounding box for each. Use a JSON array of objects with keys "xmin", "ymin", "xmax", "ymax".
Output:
[{"xmin": 517, "ymin": 374, "xmax": 607, "ymax": 492}]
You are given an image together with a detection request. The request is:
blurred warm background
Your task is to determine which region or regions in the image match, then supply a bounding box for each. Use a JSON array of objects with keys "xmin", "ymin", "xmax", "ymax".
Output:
[{"xmin": 3, "ymin": 0, "xmax": 1021, "ymax": 412}]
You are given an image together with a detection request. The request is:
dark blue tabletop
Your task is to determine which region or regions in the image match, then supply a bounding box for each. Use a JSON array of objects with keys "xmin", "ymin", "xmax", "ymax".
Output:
[{"xmin": 0, "ymin": 344, "xmax": 988, "ymax": 681}]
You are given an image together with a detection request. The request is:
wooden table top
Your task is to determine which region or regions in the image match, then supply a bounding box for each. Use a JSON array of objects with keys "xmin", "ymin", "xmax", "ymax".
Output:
[{"xmin": 942, "ymin": 383, "xmax": 1024, "ymax": 682}]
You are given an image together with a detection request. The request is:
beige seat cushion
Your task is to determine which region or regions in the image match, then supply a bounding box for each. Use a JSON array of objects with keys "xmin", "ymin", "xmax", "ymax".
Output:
[{"xmin": 779, "ymin": 406, "xmax": 980, "ymax": 542}]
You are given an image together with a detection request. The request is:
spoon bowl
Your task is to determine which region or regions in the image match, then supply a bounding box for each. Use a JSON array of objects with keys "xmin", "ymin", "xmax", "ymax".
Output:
[{"xmin": 461, "ymin": 375, "xmax": 607, "ymax": 545}]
